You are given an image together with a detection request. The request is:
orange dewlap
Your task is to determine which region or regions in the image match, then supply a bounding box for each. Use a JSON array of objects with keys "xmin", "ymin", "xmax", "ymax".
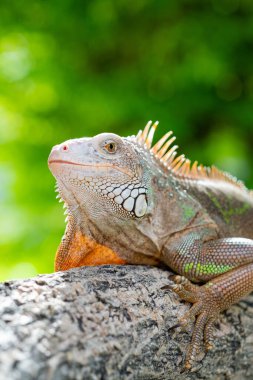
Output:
[
  {"xmin": 80, "ymin": 246, "xmax": 126, "ymax": 266},
  {"xmin": 55, "ymin": 230, "xmax": 126, "ymax": 271}
]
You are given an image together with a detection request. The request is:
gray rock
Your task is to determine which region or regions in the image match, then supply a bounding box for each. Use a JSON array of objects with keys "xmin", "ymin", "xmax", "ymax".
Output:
[{"xmin": 0, "ymin": 265, "xmax": 252, "ymax": 380}]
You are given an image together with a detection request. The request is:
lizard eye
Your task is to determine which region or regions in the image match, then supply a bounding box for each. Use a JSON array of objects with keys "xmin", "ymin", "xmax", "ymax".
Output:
[{"xmin": 104, "ymin": 140, "xmax": 117, "ymax": 154}]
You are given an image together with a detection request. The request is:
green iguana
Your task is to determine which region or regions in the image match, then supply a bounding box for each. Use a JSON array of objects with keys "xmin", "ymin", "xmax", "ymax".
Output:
[{"xmin": 48, "ymin": 121, "xmax": 253, "ymax": 370}]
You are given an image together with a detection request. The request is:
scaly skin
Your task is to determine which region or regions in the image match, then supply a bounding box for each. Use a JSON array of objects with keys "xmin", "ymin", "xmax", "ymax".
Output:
[{"xmin": 48, "ymin": 122, "xmax": 253, "ymax": 370}]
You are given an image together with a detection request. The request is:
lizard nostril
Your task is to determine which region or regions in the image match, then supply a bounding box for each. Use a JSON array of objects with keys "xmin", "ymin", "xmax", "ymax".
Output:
[{"xmin": 62, "ymin": 145, "xmax": 68, "ymax": 152}]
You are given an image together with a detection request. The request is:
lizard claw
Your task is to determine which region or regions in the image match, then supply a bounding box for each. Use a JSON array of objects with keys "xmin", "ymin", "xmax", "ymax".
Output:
[
  {"xmin": 160, "ymin": 284, "xmax": 173, "ymax": 291},
  {"xmin": 167, "ymin": 322, "xmax": 181, "ymax": 332}
]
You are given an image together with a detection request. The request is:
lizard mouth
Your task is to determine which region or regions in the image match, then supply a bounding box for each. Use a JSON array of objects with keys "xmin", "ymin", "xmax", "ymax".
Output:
[
  {"xmin": 48, "ymin": 159, "xmax": 85, "ymax": 167},
  {"xmin": 48, "ymin": 159, "xmax": 132, "ymax": 177}
]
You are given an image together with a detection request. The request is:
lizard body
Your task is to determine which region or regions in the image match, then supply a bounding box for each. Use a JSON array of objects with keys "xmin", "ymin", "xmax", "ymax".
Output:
[{"xmin": 48, "ymin": 121, "xmax": 253, "ymax": 370}]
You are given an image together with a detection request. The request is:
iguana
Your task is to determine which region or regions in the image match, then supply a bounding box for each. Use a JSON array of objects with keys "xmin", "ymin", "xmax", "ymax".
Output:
[{"xmin": 48, "ymin": 121, "xmax": 253, "ymax": 370}]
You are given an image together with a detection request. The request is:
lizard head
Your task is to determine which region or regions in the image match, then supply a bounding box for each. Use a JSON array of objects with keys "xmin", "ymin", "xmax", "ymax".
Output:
[
  {"xmin": 48, "ymin": 126, "xmax": 168, "ymax": 267},
  {"xmin": 48, "ymin": 132, "xmax": 151, "ymax": 223}
]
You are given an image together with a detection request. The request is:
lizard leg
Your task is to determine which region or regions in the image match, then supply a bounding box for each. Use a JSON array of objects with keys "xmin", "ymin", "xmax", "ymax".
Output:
[
  {"xmin": 163, "ymin": 234, "xmax": 253, "ymax": 369},
  {"xmin": 171, "ymin": 261, "xmax": 253, "ymax": 370}
]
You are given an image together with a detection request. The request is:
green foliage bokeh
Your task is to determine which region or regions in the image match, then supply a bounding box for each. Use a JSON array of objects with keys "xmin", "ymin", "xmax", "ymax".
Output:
[{"xmin": 1, "ymin": 0, "xmax": 253, "ymax": 281}]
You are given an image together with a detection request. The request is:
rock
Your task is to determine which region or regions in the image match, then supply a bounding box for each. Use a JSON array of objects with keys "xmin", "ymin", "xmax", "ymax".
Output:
[{"xmin": 0, "ymin": 265, "xmax": 252, "ymax": 379}]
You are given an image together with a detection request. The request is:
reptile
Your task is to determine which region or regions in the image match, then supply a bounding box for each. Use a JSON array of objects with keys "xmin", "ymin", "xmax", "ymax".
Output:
[{"xmin": 48, "ymin": 121, "xmax": 253, "ymax": 370}]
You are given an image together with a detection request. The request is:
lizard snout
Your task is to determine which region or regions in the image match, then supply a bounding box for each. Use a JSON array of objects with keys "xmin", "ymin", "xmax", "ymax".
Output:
[
  {"xmin": 48, "ymin": 139, "xmax": 82, "ymax": 164},
  {"xmin": 48, "ymin": 138, "xmax": 92, "ymax": 175},
  {"xmin": 48, "ymin": 142, "xmax": 70, "ymax": 165}
]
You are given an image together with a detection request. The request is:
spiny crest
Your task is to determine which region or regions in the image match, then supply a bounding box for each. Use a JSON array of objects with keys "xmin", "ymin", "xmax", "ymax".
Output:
[
  {"xmin": 136, "ymin": 120, "xmax": 247, "ymax": 191},
  {"xmin": 55, "ymin": 184, "xmax": 69, "ymax": 223}
]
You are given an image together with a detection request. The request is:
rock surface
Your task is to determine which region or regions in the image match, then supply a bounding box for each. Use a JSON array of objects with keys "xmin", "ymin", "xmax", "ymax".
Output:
[{"xmin": 0, "ymin": 265, "xmax": 253, "ymax": 380}]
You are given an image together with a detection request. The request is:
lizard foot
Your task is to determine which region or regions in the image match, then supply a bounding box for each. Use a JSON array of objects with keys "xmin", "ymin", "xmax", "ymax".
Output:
[{"xmin": 169, "ymin": 275, "xmax": 219, "ymax": 370}]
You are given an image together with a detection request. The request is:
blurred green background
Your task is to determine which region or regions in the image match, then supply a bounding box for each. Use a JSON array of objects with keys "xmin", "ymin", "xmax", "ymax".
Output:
[{"xmin": 1, "ymin": 1, "xmax": 253, "ymax": 281}]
